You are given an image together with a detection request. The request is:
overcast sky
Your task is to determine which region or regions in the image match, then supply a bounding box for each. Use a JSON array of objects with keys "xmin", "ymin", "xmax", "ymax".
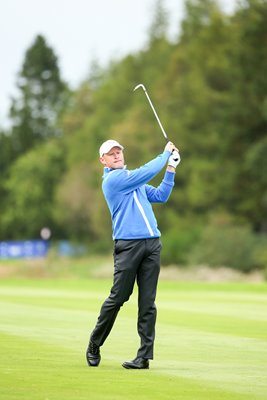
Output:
[{"xmin": 0, "ymin": 0, "xmax": 236, "ymax": 127}]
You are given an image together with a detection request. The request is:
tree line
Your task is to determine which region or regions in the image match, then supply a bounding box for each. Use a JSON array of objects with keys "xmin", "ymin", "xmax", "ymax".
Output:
[{"xmin": 0, "ymin": 0, "xmax": 266, "ymax": 273}]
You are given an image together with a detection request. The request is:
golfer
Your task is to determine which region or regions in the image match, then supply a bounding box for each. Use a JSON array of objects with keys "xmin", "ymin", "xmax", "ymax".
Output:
[{"xmin": 86, "ymin": 139, "xmax": 180, "ymax": 369}]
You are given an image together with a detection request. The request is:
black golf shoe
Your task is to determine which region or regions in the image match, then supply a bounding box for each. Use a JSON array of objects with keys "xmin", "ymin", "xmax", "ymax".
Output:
[
  {"xmin": 122, "ymin": 357, "xmax": 149, "ymax": 369},
  {"xmin": 86, "ymin": 341, "xmax": 101, "ymax": 367}
]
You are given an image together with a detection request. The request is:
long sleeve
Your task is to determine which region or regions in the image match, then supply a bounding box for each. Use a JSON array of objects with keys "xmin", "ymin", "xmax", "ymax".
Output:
[{"xmin": 145, "ymin": 171, "xmax": 175, "ymax": 203}]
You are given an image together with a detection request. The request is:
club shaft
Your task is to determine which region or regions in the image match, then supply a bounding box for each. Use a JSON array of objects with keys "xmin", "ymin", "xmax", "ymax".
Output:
[{"xmin": 142, "ymin": 88, "xmax": 169, "ymax": 142}]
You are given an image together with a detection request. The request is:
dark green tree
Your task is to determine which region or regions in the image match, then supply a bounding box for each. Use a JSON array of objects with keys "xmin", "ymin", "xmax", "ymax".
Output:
[
  {"xmin": 221, "ymin": 0, "xmax": 267, "ymax": 231},
  {"xmin": 0, "ymin": 130, "xmax": 13, "ymax": 213},
  {"xmin": 9, "ymin": 34, "xmax": 68, "ymax": 156},
  {"xmin": 162, "ymin": 0, "xmax": 231, "ymax": 221},
  {"xmin": 0, "ymin": 130, "xmax": 13, "ymax": 175},
  {"xmin": 147, "ymin": 0, "xmax": 169, "ymax": 43},
  {"xmin": 0, "ymin": 139, "xmax": 66, "ymax": 239},
  {"xmin": 181, "ymin": 0, "xmax": 221, "ymax": 41}
]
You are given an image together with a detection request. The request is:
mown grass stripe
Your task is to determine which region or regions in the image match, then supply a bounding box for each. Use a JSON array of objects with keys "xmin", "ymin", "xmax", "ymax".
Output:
[{"xmin": 0, "ymin": 279, "xmax": 267, "ymax": 400}]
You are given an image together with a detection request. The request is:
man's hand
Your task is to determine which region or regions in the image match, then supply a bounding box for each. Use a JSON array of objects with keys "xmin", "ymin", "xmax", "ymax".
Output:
[
  {"xmin": 164, "ymin": 141, "xmax": 176, "ymax": 153},
  {"xmin": 168, "ymin": 150, "xmax": 181, "ymax": 169},
  {"xmin": 164, "ymin": 141, "xmax": 180, "ymax": 171}
]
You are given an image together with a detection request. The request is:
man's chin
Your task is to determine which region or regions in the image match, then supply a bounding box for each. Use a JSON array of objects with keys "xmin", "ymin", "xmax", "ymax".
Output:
[{"xmin": 113, "ymin": 163, "xmax": 124, "ymax": 169}]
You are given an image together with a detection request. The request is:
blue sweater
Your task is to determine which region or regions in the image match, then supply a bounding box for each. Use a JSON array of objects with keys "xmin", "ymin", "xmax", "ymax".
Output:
[{"xmin": 102, "ymin": 150, "xmax": 175, "ymax": 240}]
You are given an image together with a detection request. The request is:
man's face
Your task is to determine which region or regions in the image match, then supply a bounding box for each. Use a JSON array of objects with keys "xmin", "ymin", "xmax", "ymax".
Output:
[{"xmin": 100, "ymin": 146, "xmax": 125, "ymax": 169}]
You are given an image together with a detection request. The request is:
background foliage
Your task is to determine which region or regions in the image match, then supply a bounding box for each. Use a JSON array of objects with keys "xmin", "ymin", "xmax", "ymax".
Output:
[{"xmin": 0, "ymin": 0, "xmax": 266, "ymax": 272}]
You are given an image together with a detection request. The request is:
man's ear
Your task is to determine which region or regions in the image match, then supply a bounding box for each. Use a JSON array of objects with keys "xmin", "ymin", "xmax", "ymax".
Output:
[{"xmin": 99, "ymin": 156, "xmax": 106, "ymax": 166}]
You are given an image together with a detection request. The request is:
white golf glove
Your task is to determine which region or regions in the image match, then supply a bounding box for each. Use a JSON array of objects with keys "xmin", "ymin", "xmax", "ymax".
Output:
[{"xmin": 168, "ymin": 150, "xmax": 181, "ymax": 168}]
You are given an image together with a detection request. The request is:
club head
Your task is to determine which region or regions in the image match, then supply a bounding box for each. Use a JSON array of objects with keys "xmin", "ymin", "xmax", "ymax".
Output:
[{"xmin": 133, "ymin": 83, "xmax": 146, "ymax": 92}]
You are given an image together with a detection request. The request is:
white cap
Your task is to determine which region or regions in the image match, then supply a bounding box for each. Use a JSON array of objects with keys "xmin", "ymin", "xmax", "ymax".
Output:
[{"xmin": 99, "ymin": 140, "xmax": 124, "ymax": 157}]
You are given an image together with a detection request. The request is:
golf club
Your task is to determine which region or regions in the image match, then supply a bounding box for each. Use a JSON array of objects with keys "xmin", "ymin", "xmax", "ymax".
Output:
[{"xmin": 133, "ymin": 84, "xmax": 179, "ymax": 161}]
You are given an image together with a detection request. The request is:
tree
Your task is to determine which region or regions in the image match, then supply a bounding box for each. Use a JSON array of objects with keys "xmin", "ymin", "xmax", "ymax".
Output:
[
  {"xmin": 53, "ymin": 162, "xmax": 110, "ymax": 243},
  {"xmin": 162, "ymin": 0, "xmax": 232, "ymax": 220},
  {"xmin": 221, "ymin": 0, "xmax": 267, "ymax": 231},
  {"xmin": 0, "ymin": 130, "xmax": 13, "ymax": 175},
  {"xmin": 9, "ymin": 34, "xmax": 68, "ymax": 156},
  {"xmin": 0, "ymin": 130, "xmax": 13, "ymax": 214},
  {"xmin": 147, "ymin": 0, "xmax": 169, "ymax": 44},
  {"xmin": 0, "ymin": 140, "xmax": 66, "ymax": 239}
]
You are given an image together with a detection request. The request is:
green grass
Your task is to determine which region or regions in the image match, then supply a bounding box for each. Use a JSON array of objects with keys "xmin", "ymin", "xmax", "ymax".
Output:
[{"xmin": 0, "ymin": 278, "xmax": 267, "ymax": 400}]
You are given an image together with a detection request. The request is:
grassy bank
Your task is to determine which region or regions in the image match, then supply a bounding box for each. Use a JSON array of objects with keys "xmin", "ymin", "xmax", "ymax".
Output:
[{"xmin": 0, "ymin": 254, "xmax": 264, "ymax": 282}]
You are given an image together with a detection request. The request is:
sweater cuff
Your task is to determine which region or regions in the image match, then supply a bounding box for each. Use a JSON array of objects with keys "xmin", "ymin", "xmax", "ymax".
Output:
[
  {"xmin": 164, "ymin": 170, "xmax": 175, "ymax": 184},
  {"xmin": 163, "ymin": 149, "xmax": 171, "ymax": 157}
]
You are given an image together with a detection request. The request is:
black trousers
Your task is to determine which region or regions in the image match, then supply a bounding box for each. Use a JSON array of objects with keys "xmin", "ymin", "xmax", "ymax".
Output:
[{"xmin": 90, "ymin": 238, "xmax": 161, "ymax": 359}]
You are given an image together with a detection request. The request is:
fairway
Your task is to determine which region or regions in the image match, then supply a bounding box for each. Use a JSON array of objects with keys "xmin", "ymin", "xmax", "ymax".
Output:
[{"xmin": 0, "ymin": 278, "xmax": 267, "ymax": 400}]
